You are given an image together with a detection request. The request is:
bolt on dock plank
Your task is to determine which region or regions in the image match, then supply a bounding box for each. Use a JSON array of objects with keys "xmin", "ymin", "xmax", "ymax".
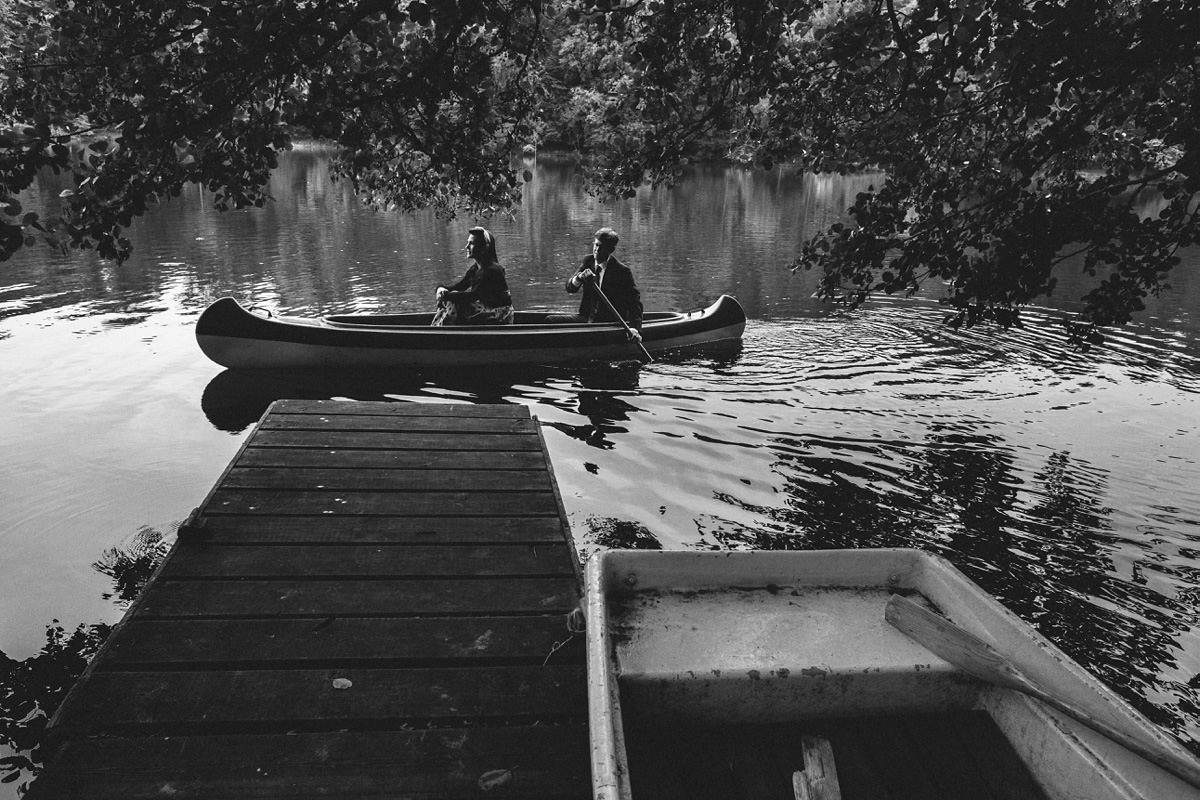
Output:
[{"xmin": 30, "ymin": 400, "xmax": 590, "ymax": 799}]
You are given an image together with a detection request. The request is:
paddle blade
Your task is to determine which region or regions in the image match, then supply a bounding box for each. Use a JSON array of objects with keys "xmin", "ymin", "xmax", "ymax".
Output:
[
  {"xmin": 885, "ymin": 594, "xmax": 1033, "ymax": 693},
  {"xmin": 886, "ymin": 594, "xmax": 1200, "ymax": 790}
]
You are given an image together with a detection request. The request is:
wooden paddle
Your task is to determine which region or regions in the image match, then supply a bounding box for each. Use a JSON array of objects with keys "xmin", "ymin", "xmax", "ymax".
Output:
[
  {"xmin": 885, "ymin": 594, "xmax": 1200, "ymax": 790},
  {"xmin": 589, "ymin": 276, "xmax": 652, "ymax": 362}
]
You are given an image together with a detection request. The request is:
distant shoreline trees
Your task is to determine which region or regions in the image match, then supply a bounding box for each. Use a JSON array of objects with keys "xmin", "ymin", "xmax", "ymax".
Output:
[{"xmin": 2, "ymin": 1, "xmax": 1197, "ymax": 344}]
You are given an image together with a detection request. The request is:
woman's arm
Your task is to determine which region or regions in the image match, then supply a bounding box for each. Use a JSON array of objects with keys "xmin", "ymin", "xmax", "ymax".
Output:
[
  {"xmin": 440, "ymin": 266, "xmax": 477, "ymax": 295},
  {"xmin": 444, "ymin": 263, "xmax": 510, "ymax": 306}
]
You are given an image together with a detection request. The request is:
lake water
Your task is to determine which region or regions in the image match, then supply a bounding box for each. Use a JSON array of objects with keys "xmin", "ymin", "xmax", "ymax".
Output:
[{"xmin": 2, "ymin": 146, "xmax": 1199, "ymax": 788}]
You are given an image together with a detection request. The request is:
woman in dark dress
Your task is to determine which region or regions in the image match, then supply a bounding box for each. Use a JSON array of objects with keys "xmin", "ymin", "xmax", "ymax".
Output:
[{"xmin": 431, "ymin": 227, "xmax": 514, "ymax": 325}]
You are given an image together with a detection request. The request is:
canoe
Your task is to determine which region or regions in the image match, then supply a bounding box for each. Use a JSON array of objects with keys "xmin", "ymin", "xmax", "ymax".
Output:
[
  {"xmin": 195, "ymin": 295, "xmax": 746, "ymax": 369},
  {"xmin": 586, "ymin": 549, "xmax": 1200, "ymax": 800}
]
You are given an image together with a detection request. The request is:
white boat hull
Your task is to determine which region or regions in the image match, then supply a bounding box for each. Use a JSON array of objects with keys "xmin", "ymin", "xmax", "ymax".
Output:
[{"xmin": 585, "ymin": 549, "xmax": 1200, "ymax": 800}]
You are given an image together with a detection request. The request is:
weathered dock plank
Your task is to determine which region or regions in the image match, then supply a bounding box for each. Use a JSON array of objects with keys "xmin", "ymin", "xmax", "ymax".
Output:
[
  {"xmin": 37, "ymin": 726, "xmax": 589, "ymax": 799},
  {"xmin": 204, "ymin": 487, "xmax": 560, "ymax": 516},
  {"xmin": 250, "ymin": 429, "xmax": 544, "ymax": 449},
  {"xmin": 191, "ymin": 515, "xmax": 568, "ymax": 543},
  {"xmin": 104, "ymin": 616, "xmax": 584, "ymax": 666},
  {"xmin": 157, "ymin": 543, "xmax": 574, "ymax": 577},
  {"xmin": 30, "ymin": 400, "xmax": 589, "ymax": 799},
  {"xmin": 220, "ymin": 466, "xmax": 554, "ymax": 491},
  {"xmin": 236, "ymin": 447, "xmax": 549, "ymax": 469},
  {"xmin": 135, "ymin": 576, "xmax": 581, "ymax": 617},
  {"xmin": 51, "ymin": 664, "xmax": 587, "ymax": 733}
]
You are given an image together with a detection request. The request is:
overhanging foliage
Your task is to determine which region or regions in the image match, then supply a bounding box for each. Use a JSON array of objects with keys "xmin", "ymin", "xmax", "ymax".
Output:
[{"xmin": 2, "ymin": 0, "xmax": 1197, "ymax": 343}]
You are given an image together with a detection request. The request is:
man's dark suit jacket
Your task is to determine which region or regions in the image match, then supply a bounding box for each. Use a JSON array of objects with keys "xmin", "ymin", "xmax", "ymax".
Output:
[{"xmin": 565, "ymin": 254, "xmax": 643, "ymax": 329}]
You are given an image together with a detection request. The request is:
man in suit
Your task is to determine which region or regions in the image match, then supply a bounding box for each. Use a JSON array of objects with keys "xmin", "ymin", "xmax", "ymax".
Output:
[{"xmin": 561, "ymin": 227, "xmax": 643, "ymax": 341}]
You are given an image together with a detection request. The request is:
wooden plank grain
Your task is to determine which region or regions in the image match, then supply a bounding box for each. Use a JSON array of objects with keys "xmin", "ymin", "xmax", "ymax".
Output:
[
  {"xmin": 52, "ymin": 664, "xmax": 587, "ymax": 734},
  {"xmin": 270, "ymin": 399, "xmax": 531, "ymax": 418},
  {"xmin": 235, "ymin": 447, "xmax": 549, "ymax": 470},
  {"xmin": 31, "ymin": 725, "xmax": 590, "ymax": 800},
  {"xmin": 220, "ymin": 467, "xmax": 554, "ymax": 492},
  {"xmin": 204, "ymin": 489, "xmax": 560, "ymax": 516},
  {"xmin": 194, "ymin": 515, "xmax": 567, "ymax": 544},
  {"xmin": 248, "ymin": 430, "xmax": 543, "ymax": 450},
  {"xmin": 160, "ymin": 544, "xmax": 575, "ymax": 578},
  {"xmin": 135, "ymin": 577, "xmax": 581, "ymax": 618},
  {"xmin": 261, "ymin": 414, "xmax": 536, "ymax": 434},
  {"xmin": 105, "ymin": 616, "xmax": 585, "ymax": 666}
]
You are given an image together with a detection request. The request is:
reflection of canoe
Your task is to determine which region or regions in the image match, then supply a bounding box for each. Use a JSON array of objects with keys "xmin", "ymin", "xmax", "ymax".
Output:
[
  {"xmin": 195, "ymin": 295, "xmax": 746, "ymax": 369},
  {"xmin": 586, "ymin": 549, "xmax": 1200, "ymax": 800}
]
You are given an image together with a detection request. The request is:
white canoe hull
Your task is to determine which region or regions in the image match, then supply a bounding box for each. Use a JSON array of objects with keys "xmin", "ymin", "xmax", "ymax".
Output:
[{"xmin": 586, "ymin": 549, "xmax": 1200, "ymax": 800}]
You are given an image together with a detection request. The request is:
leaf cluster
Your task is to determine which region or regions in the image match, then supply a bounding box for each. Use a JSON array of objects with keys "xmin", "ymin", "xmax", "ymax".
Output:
[
  {"xmin": 1, "ymin": 0, "xmax": 546, "ymax": 261},
  {"xmin": 584, "ymin": 0, "xmax": 1200, "ymax": 344},
  {"xmin": 3, "ymin": 0, "xmax": 1198, "ymax": 342},
  {"xmin": 0, "ymin": 622, "xmax": 111, "ymax": 789}
]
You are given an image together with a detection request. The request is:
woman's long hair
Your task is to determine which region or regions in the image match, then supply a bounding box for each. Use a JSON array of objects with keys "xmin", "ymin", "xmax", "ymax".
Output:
[{"xmin": 469, "ymin": 226, "xmax": 499, "ymax": 265}]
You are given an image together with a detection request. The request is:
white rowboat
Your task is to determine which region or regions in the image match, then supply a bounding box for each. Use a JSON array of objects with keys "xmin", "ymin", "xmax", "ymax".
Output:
[{"xmin": 585, "ymin": 549, "xmax": 1200, "ymax": 800}]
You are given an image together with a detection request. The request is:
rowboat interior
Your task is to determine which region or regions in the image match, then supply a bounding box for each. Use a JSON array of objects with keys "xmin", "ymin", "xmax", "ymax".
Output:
[
  {"xmin": 620, "ymin": 709, "xmax": 1043, "ymax": 800},
  {"xmin": 585, "ymin": 549, "xmax": 1200, "ymax": 800}
]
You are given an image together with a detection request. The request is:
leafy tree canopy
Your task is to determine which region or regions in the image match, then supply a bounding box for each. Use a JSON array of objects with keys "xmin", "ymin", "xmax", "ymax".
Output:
[{"xmin": 2, "ymin": 0, "xmax": 1198, "ymax": 343}]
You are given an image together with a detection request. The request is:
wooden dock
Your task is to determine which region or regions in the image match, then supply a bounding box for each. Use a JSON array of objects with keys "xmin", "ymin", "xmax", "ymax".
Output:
[{"xmin": 31, "ymin": 400, "xmax": 590, "ymax": 799}]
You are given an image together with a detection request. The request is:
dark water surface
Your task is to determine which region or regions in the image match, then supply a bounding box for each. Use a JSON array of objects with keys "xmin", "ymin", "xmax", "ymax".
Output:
[{"xmin": 2, "ymin": 147, "xmax": 1199, "ymax": 786}]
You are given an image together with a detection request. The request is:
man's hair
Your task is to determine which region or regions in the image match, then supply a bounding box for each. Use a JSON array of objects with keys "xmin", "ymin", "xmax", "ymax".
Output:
[{"xmin": 594, "ymin": 227, "xmax": 619, "ymax": 248}]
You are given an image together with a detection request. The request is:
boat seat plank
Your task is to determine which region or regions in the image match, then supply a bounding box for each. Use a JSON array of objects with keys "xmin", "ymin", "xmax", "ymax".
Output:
[
  {"xmin": 103, "ymin": 615, "xmax": 584, "ymax": 667},
  {"xmin": 30, "ymin": 725, "xmax": 591, "ymax": 799},
  {"xmin": 134, "ymin": 577, "xmax": 582, "ymax": 618},
  {"xmin": 203, "ymin": 488, "xmax": 561, "ymax": 516},
  {"xmin": 51, "ymin": 664, "xmax": 587, "ymax": 735},
  {"xmin": 261, "ymin": 413, "xmax": 537, "ymax": 434},
  {"xmin": 219, "ymin": 466, "xmax": 556, "ymax": 492},
  {"xmin": 192, "ymin": 515, "xmax": 568, "ymax": 544},
  {"xmin": 249, "ymin": 429, "xmax": 544, "ymax": 450},
  {"xmin": 793, "ymin": 736, "xmax": 843, "ymax": 800},
  {"xmin": 158, "ymin": 543, "xmax": 575, "ymax": 578},
  {"xmin": 235, "ymin": 447, "xmax": 550, "ymax": 469},
  {"xmin": 270, "ymin": 399, "xmax": 531, "ymax": 418}
]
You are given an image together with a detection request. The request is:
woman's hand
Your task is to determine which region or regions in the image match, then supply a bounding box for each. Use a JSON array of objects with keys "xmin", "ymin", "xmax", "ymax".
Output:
[{"xmin": 435, "ymin": 287, "xmax": 448, "ymax": 303}]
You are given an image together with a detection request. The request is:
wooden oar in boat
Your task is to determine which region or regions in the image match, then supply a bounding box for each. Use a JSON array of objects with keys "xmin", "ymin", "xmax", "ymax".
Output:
[
  {"xmin": 885, "ymin": 594, "xmax": 1200, "ymax": 791},
  {"xmin": 589, "ymin": 278, "xmax": 652, "ymax": 362}
]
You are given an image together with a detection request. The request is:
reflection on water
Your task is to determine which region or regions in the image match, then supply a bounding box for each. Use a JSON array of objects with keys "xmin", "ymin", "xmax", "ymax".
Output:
[
  {"xmin": 0, "ymin": 528, "xmax": 172, "ymax": 793},
  {"xmin": 2, "ymin": 152, "xmax": 1200, "ymax": 792},
  {"xmin": 190, "ymin": 300, "xmax": 1200, "ymax": 755}
]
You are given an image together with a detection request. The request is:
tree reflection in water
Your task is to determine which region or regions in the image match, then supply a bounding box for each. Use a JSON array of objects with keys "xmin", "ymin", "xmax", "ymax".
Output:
[
  {"xmin": 0, "ymin": 527, "xmax": 173, "ymax": 790},
  {"xmin": 707, "ymin": 430, "xmax": 1200, "ymax": 756}
]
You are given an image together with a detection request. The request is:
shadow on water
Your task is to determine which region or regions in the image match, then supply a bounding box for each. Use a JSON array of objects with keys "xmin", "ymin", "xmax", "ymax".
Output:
[
  {"xmin": 709, "ymin": 422, "xmax": 1200, "ymax": 751},
  {"xmin": 199, "ymin": 340, "xmax": 744, "ymax": 434}
]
